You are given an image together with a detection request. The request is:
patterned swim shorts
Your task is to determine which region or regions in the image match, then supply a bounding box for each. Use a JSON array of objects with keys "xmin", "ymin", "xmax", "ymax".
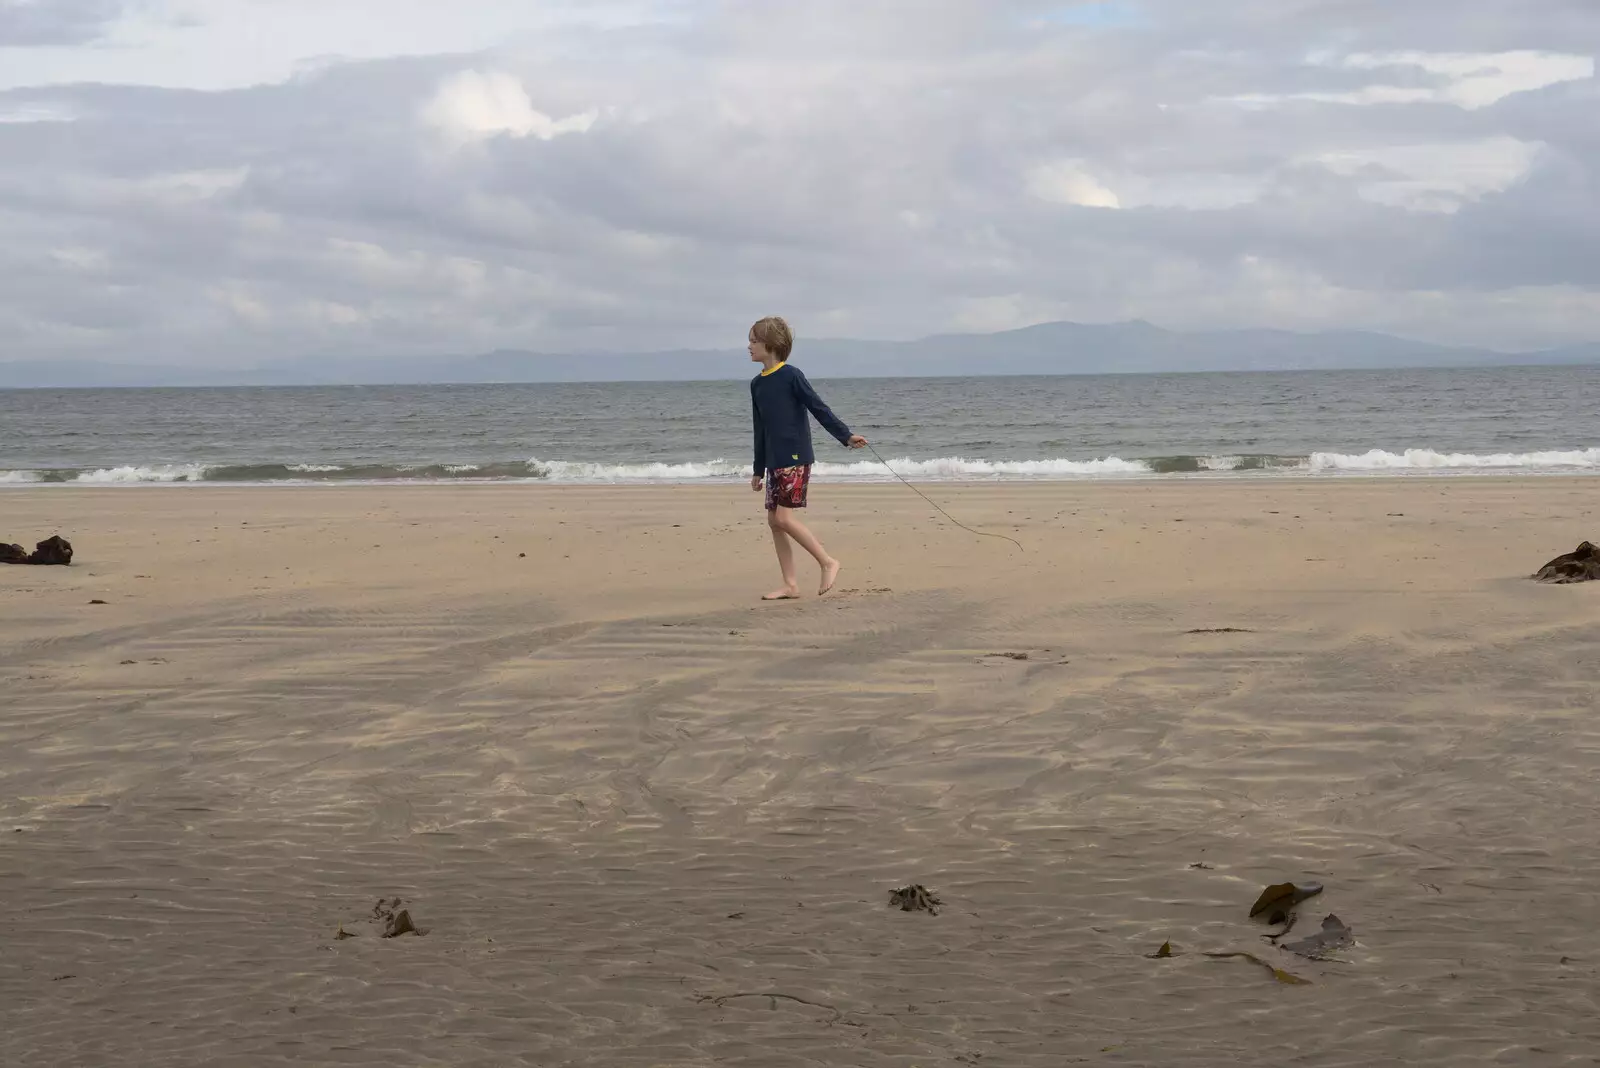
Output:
[{"xmin": 764, "ymin": 464, "xmax": 812, "ymax": 511}]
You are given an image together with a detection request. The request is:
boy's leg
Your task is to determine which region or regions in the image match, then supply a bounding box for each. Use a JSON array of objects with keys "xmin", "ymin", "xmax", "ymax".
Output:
[
  {"xmin": 764, "ymin": 508, "xmax": 801, "ymax": 600},
  {"xmin": 770, "ymin": 507, "xmax": 841, "ymax": 596},
  {"xmin": 760, "ymin": 465, "xmax": 840, "ymax": 598}
]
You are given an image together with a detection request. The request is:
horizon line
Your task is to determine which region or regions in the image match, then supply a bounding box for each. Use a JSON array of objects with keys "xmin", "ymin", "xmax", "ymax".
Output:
[{"xmin": 4, "ymin": 358, "xmax": 1599, "ymax": 391}]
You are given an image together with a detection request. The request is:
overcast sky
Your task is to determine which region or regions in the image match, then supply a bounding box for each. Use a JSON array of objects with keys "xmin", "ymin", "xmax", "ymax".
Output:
[{"xmin": 1, "ymin": 0, "xmax": 1597, "ymax": 368}]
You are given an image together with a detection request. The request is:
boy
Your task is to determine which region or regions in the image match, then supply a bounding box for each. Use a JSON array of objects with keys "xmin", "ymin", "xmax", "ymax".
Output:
[{"xmin": 747, "ymin": 316, "xmax": 867, "ymax": 600}]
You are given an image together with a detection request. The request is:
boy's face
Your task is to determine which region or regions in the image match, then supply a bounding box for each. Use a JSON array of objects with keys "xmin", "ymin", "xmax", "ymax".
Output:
[{"xmin": 748, "ymin": 334, "xmax": 769, "ymax": 362}]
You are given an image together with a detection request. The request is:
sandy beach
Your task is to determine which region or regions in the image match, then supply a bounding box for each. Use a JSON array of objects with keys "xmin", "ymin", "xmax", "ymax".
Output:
[{"xmin": 2, "ymin": 479, "xmax": 1598, "ymax": 1067}]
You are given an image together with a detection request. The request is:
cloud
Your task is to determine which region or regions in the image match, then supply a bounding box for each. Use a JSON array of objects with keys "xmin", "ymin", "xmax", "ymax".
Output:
[
  {"xmin": 139, "ymin": 166, "xmax": 250, "ymax": 202},
  {"xmin": 1338, "ymin": 51, "xmax": 1595, "ymax": 109},
  {"xmin": 420, "ymin": 70, "xmax": 597, "ymax": 145},
  {"xmin": 1, "ymin": 0, "xmax": 1599, "ymax": 369},
  {"xmin": 1303, "ymin": 137, "xmax": 1543, "ymax": 213},
  {"xmin": 0, "ymin": 0, "xmax": 132, "ymax": 47},
  {"xmin": 1223, "ymin": 49, "xmax": 1596, "ymax": 110},
  {"xmin": 0, "ymin": 0, "xmax": 697, "ymax": 91},
  {"xmin": 1025, "ymin": 160, "xmax": 1122, "ymax": 208},
  {"xmin": 0, "ymin": 99, "xmax": 77, "ymax": 122}
]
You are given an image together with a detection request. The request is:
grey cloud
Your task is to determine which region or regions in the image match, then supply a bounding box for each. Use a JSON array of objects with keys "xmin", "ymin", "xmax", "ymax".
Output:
[
  {"xmin": 1, "ymin": 0, "xmax": 1598, "ymax": 367},
  {"xmin": 1148, "ymin": 0, "xmax": 1600, "ymax": 53},
  {"xmin": 0, "ymin": 0, "xmax": 133, "ymax": 46}
]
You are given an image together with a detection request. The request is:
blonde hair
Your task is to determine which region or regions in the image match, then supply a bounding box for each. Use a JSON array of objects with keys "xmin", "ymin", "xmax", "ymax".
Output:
[{"xmin": 749, "ymin": 316, "xmax": 794, "ymax": 362}]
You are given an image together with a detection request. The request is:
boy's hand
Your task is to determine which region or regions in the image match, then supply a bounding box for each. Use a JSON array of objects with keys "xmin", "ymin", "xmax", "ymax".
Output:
[
  {"xmin": 847, "ymin": 435, "xmax": 868, "ymax": 449},
  {"xmin": 750, "ymin": 475, "xmax": 763, "ymax": 492}
]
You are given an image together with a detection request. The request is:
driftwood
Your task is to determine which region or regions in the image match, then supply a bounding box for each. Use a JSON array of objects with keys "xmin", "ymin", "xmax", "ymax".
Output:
[
  {"xmin": 1534, "ymin": 542, "xmax": 1600, "ymax": 584},
  {"xmin": 1, "ymin": 535, "xmax": 73, "ymax": 566}
]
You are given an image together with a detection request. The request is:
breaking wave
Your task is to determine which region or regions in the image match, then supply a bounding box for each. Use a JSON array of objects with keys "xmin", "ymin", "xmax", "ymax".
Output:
[
  {"xmin": 1308, "ymin": 447, "xmax": 1600, "ymax": 471},
  {"xmin": 70, "ymin": 464, "xmax": 210, "ymax": 484},
  {"xmin": 3, "ymin": 447, "xmax": 1597, "ymax": 485},
  {"xmin": 527, "ymin": 459, "xmax": 749, "ymax": 481}
]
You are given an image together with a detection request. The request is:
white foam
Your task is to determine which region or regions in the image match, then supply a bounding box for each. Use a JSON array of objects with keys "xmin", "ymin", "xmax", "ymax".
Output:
[
  {"xmin": 71, "ymin": 464, "xmax": 210, "ymax": 484},
  {"xmin": 15, "ymin": 447, "xmax": 1595, "ymax": 488},
  {"xmin": 1310, "ymin": 447, "xmax": 1600, "ymax": 471},
  {"xmin": 812, "ymin": 456, "xmax": 1152, "ymax": 479},
  {"xmin": 524, "ymin": 455, "xmax": 1156, "ymax": 482},
  {"xmin": 527, "ymin": 458, "xmax": 748, "ymax": 481}
]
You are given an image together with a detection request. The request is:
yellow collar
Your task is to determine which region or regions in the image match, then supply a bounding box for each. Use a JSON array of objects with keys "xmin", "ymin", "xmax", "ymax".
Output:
[{"xmin": 759, "ymin": 361, "xmax": 787, "ymax": 377}]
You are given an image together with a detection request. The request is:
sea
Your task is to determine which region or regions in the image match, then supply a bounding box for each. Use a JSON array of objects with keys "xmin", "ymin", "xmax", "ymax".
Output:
[{"xmin": 3, "ymin": 366, "xmax": 1598, "ymax": 486}]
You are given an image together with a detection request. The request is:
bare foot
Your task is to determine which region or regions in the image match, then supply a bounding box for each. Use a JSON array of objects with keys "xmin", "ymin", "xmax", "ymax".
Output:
[
  {"xmin": 819, "ymin": 559, "xmax": 841, "ymax": 596},
  {"xmin": 762, "ymin": 585, "xmax": 800, "ymax": 601}
]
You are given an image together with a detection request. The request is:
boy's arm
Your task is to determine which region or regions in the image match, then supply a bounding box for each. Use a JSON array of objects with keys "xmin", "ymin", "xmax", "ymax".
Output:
[
  {"xmin": 751, "ymin": 391, "xmax": 766, "ymax": 476},
  {"xmin": 791, "ymin": 369, "xmax": 854, "ymax": 447}
]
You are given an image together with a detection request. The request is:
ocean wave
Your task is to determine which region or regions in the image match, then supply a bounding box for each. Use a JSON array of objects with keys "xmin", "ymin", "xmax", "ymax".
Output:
[
  {"xmin": 526, "ymin": 458, "xmax": 748, "ymax": 481},
  {"xmin": 811, "ymin": 456, "xmax": 1151, "ymax": 478},
  {"xmin": 72, "ymin": 463, "xmax": 210, "ymax": 484},
  {"xmin": 4, "ymin": 447, "xmax": 1597, "ymax": 486},
  {"xmin": 1309, "ymin": 447, "xmax": 1600, "ymax": 471}
]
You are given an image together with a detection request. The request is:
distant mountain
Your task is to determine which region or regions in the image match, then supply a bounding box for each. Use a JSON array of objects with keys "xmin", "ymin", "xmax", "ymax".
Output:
[
  {"xmin": 1537, "ymin": 342, "xmax": 1600, "ymax": 366},
  {"xmin": 3, "ymin": 321, "xmax": 1596, "ymax": 388}
]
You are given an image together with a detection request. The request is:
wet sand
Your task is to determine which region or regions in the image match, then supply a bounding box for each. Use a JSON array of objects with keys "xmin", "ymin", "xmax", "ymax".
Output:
[{"xmin": 2, "ymin": 480, "xmax": 1598, "ymax": 1066}]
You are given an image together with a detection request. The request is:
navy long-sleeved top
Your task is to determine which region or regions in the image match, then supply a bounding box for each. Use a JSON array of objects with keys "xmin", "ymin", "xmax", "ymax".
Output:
[{"xmin": 751, "ymin": 363, "xmax": 853, "ymax": 475}]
